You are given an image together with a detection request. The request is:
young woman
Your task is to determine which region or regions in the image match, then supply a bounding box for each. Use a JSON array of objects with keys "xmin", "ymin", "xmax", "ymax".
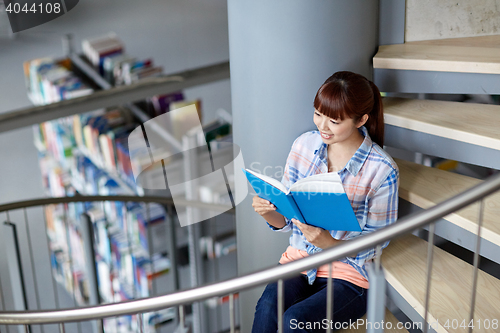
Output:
[{"xmin": 251, "ymin": 71, "xmax": 399, "ymax": 332}]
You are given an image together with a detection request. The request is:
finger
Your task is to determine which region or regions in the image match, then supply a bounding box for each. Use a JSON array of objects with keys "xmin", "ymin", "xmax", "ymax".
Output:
[
  {"xmin": 291, "ymin": 219, "xmax": 304, "ymax": 231},
  {"xmin": 256, "ymin": 204, "xmax": 274, "ymax": 211},
  {"xmin": 255, "ymin": 206, "xmax": 276, "ymax": 215},
  {"xmin": 256, "ymin": 197, "xmax": 273, "ymax": 205},
  {"xmin": 254, "ymin": 202, "xmax": 275, "ymax": 209},
  {"xmin": 259, "ymin": 200, "xmax": 275, "ymax": 208},
  {"xmin": 253, "ymin": 196, "xmax": 267, "ymax": 202},
  {"xmin": 261, "ymin": 199, "xmax": 274, "ymax": 206}
]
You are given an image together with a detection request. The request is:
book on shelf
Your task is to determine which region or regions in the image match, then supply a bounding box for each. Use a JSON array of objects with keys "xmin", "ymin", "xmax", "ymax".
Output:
[
  {"xmin": 82, "ymin": 32, "xmax": 124, "ymax": 74},
  {"xmin": 170, "ymin": 99, "xmax": 202, "ymax": 118},
  {"xmin": 244, "ymin": 169, "xmax": 361, "ymax": 232},
  {"xmin": 121, "ymin": 58, "xmax": 152, "ymax": 84},
  {"xmin": 112, "ymin": 57, "xmax": 138, "ymax": 86},
  {"xmin": 148, "ymin": 307, "xmax": 176, "ymax": 327},
  {"xmin": 148, "ymin": 253, "xmax": 171, "ymax": 280},
  {"xmin": 24, "ymin": 57, "xmax": 57, "ymax": 105},
  {"xmin": 209, "ymin": 134, "xmax": 233, "ymax": 152},
  {"xmin": 24, "ymin": 57, "xmax": 93, "ymax": 105},
  {"xmin": 102, "ymin": 54, "xmax": 130, "ymax": 84},
  {"xmin": 111, "ymin": 57, "xmax": 163, "ymax": 85},
  {"xmin": 72, "ymin": 109, "xmax": 137, "ymax": 180},
  {"xmin": 204, "ymin": 119, "xmax": 231, "ymax": 147},
  {"xmin": 168, "ymin": 99, "xmax": 203, "ymax": 140},
  {"xmin": 150, "ymin": 92, "xmax": 184, "ymax": 117},
  {"xmin": 128, "ymin": 66, "xmax": 163, "ymax": 84}
]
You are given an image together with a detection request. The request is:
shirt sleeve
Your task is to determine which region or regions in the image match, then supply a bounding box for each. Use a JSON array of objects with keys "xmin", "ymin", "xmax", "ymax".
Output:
[
  {"xmin": 266, "ymin": 137, "xmax": 301, "ymax": 233},
  {"xmin": 349, "ymin": 166, "xmax": 400, "ymax": 262}
]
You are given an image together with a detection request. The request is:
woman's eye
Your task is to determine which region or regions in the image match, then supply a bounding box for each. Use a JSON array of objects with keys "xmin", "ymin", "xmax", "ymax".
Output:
[{"xmin": 330, "ymin": 120, "xmax": 338, "ymax": 124}]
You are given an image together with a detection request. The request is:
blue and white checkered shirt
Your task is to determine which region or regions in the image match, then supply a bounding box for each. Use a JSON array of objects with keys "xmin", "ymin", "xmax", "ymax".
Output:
[{"xmin": 269, "ymin": 127, "xmax": 399, "ymax": 284}]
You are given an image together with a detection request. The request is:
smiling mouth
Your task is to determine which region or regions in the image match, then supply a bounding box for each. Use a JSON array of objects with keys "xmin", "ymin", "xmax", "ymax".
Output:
[{"xmin": 320, "ymin": 132, "xmax": 332, "ymax": 139}]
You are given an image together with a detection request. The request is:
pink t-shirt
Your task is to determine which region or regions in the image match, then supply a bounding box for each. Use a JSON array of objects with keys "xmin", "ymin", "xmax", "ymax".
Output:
[{"xmin": 279, "ymin": 246, "xmax": 370, "ymax": 289}]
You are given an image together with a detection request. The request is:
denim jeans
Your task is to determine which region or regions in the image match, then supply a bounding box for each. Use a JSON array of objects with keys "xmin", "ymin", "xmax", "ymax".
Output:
[{"xmin": 252, "ymin": 274, "xmax": 368, "ymax": 333}]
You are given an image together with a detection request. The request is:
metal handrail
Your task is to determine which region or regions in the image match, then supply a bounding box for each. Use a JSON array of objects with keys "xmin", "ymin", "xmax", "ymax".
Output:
[{"xmin": 1, "ymin": 171, "xmax": 499, "ymax": 325}]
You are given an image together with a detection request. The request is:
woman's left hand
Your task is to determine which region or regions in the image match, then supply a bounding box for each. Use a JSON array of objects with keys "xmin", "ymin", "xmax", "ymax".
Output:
[{"xmin": 291, "ymin": 218, "xmax": 340, "ymax": 250}]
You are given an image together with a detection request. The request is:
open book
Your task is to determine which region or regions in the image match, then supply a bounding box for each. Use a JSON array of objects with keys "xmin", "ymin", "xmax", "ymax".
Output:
[{"xmin": 244, "ymin": 169, "xmax": 361, "ymax": 232}]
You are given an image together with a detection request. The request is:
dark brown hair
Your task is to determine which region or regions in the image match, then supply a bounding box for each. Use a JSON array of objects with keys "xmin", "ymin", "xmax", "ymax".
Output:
[{"xmin": 313, "ymin": 71, "xmax": 384, "ymax": 147}]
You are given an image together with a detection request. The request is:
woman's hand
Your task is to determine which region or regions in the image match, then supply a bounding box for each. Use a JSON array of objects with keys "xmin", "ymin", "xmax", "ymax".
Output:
[
  {"xmin": 291, "ymin": 218, "xmax": 340, "ymax": 250},
  {"xmin": 252, "ymin": 196, "xmax": 276, "ymax": 216}
]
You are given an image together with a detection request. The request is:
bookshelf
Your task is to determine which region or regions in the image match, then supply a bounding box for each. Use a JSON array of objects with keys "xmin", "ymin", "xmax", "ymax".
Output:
[{"xmin": 25, "ymin": 32, "xmax": 237, "ymax": 333}]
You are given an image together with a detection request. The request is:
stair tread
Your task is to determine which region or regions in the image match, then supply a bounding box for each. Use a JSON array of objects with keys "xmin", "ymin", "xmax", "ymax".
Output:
[
  {"xmin": 338, "ymin": 308, "xmax": 408, "ymax": 332},
  {"xmin": 383, "ymin": 97, "xmax": 500, "ymax": 151},
  {"xmin": 395, "ymin": 158, "xmax": 500, "ymax": 246},
  {"xmin": 382, "ymin": 234, "xmax": 500, "ymax": 332},
  {"xmin": 373, "ymin": 35, "xmax": 500, "ymax": 74}
]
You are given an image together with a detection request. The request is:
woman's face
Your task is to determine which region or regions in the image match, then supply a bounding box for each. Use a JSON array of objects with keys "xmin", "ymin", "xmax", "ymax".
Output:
[{"xmin": 313, "ymin": 109, "xmax": 364, "ymax": 145}]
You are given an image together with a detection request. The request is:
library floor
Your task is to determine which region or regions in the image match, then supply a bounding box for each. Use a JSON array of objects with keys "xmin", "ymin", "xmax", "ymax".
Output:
[{"xmin": 0, "ymin": 1, "xmax": 235, "ymax": 332}]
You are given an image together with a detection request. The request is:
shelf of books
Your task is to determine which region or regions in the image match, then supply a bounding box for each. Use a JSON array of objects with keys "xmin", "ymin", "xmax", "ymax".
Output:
[
  {"xmin": 25, "ymin": 31, "xmax": 237, "ymax": 333},
  {"xmin": 44, "ymin": 198, "xmax": 171, "ymax": 332}
]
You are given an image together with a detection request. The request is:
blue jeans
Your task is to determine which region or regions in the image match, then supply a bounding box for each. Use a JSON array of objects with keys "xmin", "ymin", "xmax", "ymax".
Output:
[{"xmin": 252, "ymin": 274, "xmax": 367, "ymax": 333}]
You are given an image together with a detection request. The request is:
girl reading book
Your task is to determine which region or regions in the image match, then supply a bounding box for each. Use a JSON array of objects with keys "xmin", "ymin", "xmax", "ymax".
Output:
[{"xmin": 251, "ymin": 71, "xmax": 399, "ymax": 332}]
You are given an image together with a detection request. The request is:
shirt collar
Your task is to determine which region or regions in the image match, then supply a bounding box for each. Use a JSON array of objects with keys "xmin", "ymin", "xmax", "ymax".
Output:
[{"xmin": 314, "ymin": 126, "xmax": 373, "ymax": 176}]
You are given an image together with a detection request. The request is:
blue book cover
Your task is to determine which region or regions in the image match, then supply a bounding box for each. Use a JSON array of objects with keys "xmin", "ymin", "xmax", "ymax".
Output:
[{"xmin": 244, "ymin": 169, "xmax": 361, "ymax": 232}]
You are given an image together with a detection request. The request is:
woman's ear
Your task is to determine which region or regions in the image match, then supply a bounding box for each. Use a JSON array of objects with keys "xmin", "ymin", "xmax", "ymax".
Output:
[{"xmin": 357, "ymin": 114, "xmax": 369, "ymax": 128}]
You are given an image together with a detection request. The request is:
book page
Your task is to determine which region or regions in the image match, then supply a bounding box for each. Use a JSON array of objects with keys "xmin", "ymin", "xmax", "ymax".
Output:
[
  {"xmin": 290, "ymin": 172, "xmax": 344, "ymax": 194},
  {"xmin": 244, "ymin": 169, "xmax": 288, "ymax": 193}
]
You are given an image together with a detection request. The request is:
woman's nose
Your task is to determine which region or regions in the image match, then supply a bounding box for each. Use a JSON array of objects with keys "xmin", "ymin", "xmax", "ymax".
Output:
[{"xmin": 319, "ymin": 118, "xmax": 329, "ymax": 130}]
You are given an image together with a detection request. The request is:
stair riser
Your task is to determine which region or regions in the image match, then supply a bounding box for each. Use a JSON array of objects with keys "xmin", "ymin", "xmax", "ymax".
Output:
[
  {"xmin": 400, "ymin": 200, "xmax": 500, "ymax": 265},
  {"xmin": 385, "ymin": 125, "xmax": 500, "ymax": 170},
  {"xmin": 374, "ymin": 69, "xmax": 500, "ymax": 94}
]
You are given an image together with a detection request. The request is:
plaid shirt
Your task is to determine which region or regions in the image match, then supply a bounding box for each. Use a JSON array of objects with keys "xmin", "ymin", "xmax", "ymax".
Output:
[{"xmin": 270, "ymin": 126, "xmax": 399, "ymax": 283}]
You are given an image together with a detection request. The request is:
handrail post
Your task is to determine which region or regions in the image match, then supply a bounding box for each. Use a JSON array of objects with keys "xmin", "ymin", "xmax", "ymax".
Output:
[
  {"xmin": 422, "ymin": 223, "xmax": 436, "ymax": 333},
  {"xmin": 229, "ymin": 293, "xmax": 235, "ymax": 333},
  {"xmin": 23, "ymin": 209, "xmax": 44, "ymax": 333},
  {"xmin": 63, "ymin": 208, "xmax": 82, "ymax": 333},
  {"xmin": 183, "ymin": 133, "xmax": 206, "ymax": 333},
  {"xmin": 80, "ymin": 213, "xmax": 103, "ymax": 333},
  {"xmin": 80, "ymin": 213, "xmax": 100, "ymax": 306},
  {"xmin": 277, "ymin": 279, "xmax": 284, "ymax": 333},
  {"xmin": 175, "ymin": 305, "xmax": 189, "ymax": 333},
  {"xmin": 3, "ymin": 221, "xmax": 30, "ymax": 329},
  {"xmin": 326, "ymin": 263, "xmax": 333, "ymax": 333},
  {"xmin": 366, "ymin": 245, "xmax": 385, "ymax": 333},
  {"xmin": 137, "ymin": 313, "xmax": 144, "ymax": 333},
  {"xmin": 469, "ymin": 199, "xmax": 485, "ymax": 333}
]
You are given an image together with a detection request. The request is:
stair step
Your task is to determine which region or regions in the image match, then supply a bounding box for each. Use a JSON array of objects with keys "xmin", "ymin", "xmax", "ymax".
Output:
[
  {"xmin": 338, "ymin": 308, "xmax": 408, "ymax": 332},
  {"xmin": 373, "ymin": 35, "xmax": 500, "ymax": 74},
  {"xmin": 382, "ymin": 234, "xmax": 500, "ymax": 333},
  {"xmin": 383, "ymin": 97, "xmax": 500, "ymax": 152},
  {"xmin": 396, "ymin": 158, "xmax": 500, "ymax": 247}
]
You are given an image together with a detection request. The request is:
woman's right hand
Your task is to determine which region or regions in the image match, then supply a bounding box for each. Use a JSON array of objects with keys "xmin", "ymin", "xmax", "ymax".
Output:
[{"xmin": 252, "ymin": 196, "xmax": 276, "ymax": 216}]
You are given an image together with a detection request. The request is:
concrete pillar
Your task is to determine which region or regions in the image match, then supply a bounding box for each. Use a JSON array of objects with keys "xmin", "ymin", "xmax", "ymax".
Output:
[{"xmin": 228, "ymin": 1, "xmax": 379, "ymax": 330}]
